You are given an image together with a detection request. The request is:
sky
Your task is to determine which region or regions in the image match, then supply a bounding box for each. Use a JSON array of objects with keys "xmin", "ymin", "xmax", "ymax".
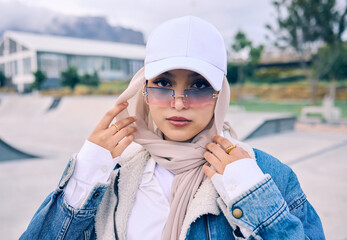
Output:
[{"xmin": 0, "ymin": 0, "xmax": 346, "ymax": 47}]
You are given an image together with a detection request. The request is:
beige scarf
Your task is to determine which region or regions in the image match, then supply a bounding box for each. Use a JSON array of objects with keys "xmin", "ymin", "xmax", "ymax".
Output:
[{"xmin": 115, "ymin": 67, "xmax": 236, "ymax": 239}]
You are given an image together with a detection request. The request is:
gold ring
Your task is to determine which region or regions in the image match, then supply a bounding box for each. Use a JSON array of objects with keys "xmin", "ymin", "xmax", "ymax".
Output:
[
  {"xmin": 111, "ymin": 123, "xmax": 120, "ymax": 132},
  {"xmin": 225, "ymin": 145, "xmax": 236, "ymax": 154}
]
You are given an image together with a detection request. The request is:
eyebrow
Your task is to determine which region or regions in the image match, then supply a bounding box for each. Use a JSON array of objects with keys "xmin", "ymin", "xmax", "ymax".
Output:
[
  {"xmin": 188, "ymin": 72, "xmax": 202, "ymax": 78},
  {"xmin": 162, "ymin": 71, "xmax": 174, "ymax": 77},
  {"xmin": 160, "ymin": 71, "xmax": 203, "ymax": 78}
]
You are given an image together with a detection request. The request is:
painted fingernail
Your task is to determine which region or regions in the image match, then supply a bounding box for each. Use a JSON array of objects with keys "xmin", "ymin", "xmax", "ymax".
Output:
[
  {"xmin": 132, "ymin": 116, "xmax": 137, "ymax": 120},
  {"xmin": 123, "ymin": 102, "xmax": 128, "ymax": 106}
]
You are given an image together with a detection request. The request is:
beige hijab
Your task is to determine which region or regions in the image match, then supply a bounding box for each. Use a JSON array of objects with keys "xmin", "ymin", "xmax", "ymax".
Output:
[{"xmin": 115, "ymin": 67, "xmax": 236, "ymax": 239}]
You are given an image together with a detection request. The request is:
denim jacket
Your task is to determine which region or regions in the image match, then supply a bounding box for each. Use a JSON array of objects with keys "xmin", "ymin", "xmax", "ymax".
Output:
[{"xmin": 20, "ymin": 148, "xmax": 325, "ymax": 240}]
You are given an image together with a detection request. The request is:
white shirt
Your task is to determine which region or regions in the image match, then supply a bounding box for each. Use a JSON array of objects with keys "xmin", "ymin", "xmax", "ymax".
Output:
[{"xmin": 64, "ymin": 140, "xmax": 265, "ymax": 239}]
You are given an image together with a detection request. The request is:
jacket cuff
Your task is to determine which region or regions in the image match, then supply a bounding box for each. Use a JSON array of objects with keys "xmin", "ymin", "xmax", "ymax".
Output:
[
  {"xmin": 58, "ymin": 154, "xmax": 77, "ymax": 189},
  {"xmin": 57, "ymin": 154, "xmax": 118, "ymax": 210},
  {"xmin": 218, "ymin": 174, "xmax": 288, "ymax": 235}
]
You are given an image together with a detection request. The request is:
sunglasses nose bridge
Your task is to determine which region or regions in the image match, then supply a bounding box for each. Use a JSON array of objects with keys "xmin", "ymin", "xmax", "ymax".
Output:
[
  {"xmin": 173, "ymin": 94, "xmax": 186, "ymax": 99},
  {"xmin": 171, "ymin": 92, "xmax": 188, "ymax": 108}
]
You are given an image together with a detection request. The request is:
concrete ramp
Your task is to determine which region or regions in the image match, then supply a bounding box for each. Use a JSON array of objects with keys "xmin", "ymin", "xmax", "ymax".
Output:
[
  {"xmin": 225, "ymin": 112, "xmax": 295, "ymax": 140},
  {"xmin": 0, "ymin": 94, "xmax": 53, "ymax": 118},
  {"xmin": 0, "ymin": 138, "xmax": 37, "ymax": 162},
  {"xmin": 43, "ymin": 96, "xmax": 117, "ymax": 127},
  {"xmin": 0, "ymin": 95, "xmax": 120, "ymax": 158}
]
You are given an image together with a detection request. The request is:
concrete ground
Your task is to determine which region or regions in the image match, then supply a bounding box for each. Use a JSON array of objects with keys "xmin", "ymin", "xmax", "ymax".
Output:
[
  {"xmin": 0, "ymin": 94, "xmax": 346, "ymax": 240},
  {"xmin": 246, "ymin": 130, "xmax": 347, "ymax": 240}
]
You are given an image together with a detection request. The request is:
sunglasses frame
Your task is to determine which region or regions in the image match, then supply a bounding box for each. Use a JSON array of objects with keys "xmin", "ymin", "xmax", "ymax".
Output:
[{"xmin": 142, "ymin": 82, "xmax": 218, "ymax": 107}]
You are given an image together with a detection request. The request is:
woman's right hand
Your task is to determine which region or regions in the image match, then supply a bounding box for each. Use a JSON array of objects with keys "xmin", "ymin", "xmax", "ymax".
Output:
[{"xmin": 88, "ymin": 102, "xmax": 137, "ymax": 158}]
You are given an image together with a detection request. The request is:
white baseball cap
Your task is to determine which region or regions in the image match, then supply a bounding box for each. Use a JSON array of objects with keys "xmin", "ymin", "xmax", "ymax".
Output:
[{"xmin": 144, "ymin": 16, "xmax": 227, "ymax": 91}]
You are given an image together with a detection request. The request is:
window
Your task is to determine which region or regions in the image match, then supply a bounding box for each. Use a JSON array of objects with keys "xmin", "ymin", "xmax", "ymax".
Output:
[
  {"xmin": 7, "ymin": 61, "xmax": 18, "ymax": 76},
  {"xmin": 0, "ymin": 42, "xmax": 4, "ymax": 56},
  {"xmin": 23, "ymin": 58, "xmax": 31, "ymax": 74},
  {"xmin": 9, "ymin": 39, "xmax": 17, "ymax": 54},
  {"xmin": 38, "ymin": 53, "xmax": 68, "ymax": 78},
  {"xmin": 128, "ymin": 60, "xmax": 143, "ymax": 76},
  {"xmin": 110, "ymin": 58, "xmax": 123, "ymax": 70}
]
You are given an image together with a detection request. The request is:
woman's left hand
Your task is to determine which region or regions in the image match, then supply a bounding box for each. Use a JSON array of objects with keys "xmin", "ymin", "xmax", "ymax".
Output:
[{"xmin": 202, "ymin": 135, "xmax": 251, "ymax": 178}]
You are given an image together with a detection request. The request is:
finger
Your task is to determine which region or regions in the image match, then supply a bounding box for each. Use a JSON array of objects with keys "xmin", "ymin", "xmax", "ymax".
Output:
[
  {"xmin": 237, "ymin": 145, "xmax": 251, "ymax": 158},
  {"xmin": 111, "ymin": 126, "xmax": 137, "ymax": 146},
  {"xmin": 95, "ymin": 102, "xmax": 128, "ymax": 131},
  {"xmin": 107, "ymin": 116, "xmax": 136, "ymax": 136},
  {"xmin": 202, "ymin": 164, "xmax": 216, "ymax": 178},
  {"xmin": 203, "ymin": 151, "xmax": 224, "ymax": 174},
  {"xmin": 111, "ymin": 134, "xmax": 135, "ymax": 158},
  {"xmin": 213, "ymin": 135, "xmax": 233, "ymax": 150},
  {"xmin": 205, "ymin": 142, "xmax": 229, "ymax": 162}
]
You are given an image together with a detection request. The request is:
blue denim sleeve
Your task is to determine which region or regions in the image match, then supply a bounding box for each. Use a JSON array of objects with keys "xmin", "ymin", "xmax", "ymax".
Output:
[
  {"xmin": 19, "ymin": 156, "xmax": 112, "ymax": 240},
  {"xmin": 217, "ymin": 149, "xmax": 325, "ymax": 239},
  {"xmin": 255, "ymin": 149, "xmax": 325, "ymax": 239},
  {"xmin": 285, "ymin": 171, "xmax": 325, "ymax": 239}
]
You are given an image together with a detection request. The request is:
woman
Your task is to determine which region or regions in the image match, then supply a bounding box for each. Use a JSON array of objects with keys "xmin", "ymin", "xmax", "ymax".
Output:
[{"xmin": 20, "ymin": 16, "xmax": 324, "ymax": 240}]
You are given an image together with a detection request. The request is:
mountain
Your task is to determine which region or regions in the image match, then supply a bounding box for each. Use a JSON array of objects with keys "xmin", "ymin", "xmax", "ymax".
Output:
[
  {"xmin": 0, "ymin": 2, "xmax": 145, "ymax": 45},
  {"xmin": 46, "ymin": 16, "xmax": 145, "ymax": 45}
]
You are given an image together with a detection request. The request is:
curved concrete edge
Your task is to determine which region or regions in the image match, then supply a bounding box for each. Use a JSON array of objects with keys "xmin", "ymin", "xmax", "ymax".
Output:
[
  {"xmin": 225, "ymin": 112, "xmax": 295, "ymax": 140},
  {"xmin": 243, "ymin": 116, "xmax": 297, "ymax": 140},
  {"xmin": 0, "ymin": 138, "xmax": 39, "ymax": 162}
]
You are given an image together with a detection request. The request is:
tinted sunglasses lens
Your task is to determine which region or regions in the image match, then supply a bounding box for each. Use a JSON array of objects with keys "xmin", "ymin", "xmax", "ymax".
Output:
[
  {"xmin": 146, "ymin": 87, "xmax": 173, "ymax": 107},
  {"xmin": 185, "ymin": 88, "xmax": 216, "ymax": 107}
]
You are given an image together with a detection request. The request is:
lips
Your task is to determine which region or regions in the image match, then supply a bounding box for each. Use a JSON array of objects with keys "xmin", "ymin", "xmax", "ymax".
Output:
[{"xmin": 166, "ymin": 116, "xmax": 192, "ymax": 127}]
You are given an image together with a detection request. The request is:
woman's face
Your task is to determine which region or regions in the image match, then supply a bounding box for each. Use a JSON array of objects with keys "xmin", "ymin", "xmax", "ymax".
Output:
[{"xmin": 146, "ymin": 69, "xmax": 217, "ymax": 142}]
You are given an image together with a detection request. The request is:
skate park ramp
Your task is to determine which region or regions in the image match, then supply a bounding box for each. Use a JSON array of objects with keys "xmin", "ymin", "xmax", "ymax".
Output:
[{"xmin": 0, "ymin": 138, "xmax": 37, "ymax": 162}]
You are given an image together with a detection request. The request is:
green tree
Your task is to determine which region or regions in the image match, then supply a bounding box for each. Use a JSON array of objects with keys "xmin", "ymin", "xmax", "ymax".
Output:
[
  {"xmin": 80, "ymin": 70, "xmax": 100, "ymax": 88},
  {"xmin": 30, "ymin": 69, "xmax": 46, "ymax": 90},
  {"xmin": 226, "ymin": 63, "xmax": 238, "ymax": 84},
  {"xmin": 61, "ymin": 66, "xmax": 80, "ymax": 91},
  {"xmin": 317, "ymin": 43, "xmax": 347, "ymax": 80},
  {"xmin": 267, "ymin": 0, "xmax": 346, "ymax": 103},
  {"xmin": 232, "ymin": 31, "xmax": 252, "ymax": 53},
  {"xmin": 230, "ymin": 31, "xmax": 264, "ymax": 102},
  {"xmin": 231, "ymin": 31, "xmax": 252, "ymax": 102},
  {"xmin": 246, "ymin": 45, "xmax": 264, "ymax": 80},
  {"xmin": 0, "ymin": 71, "xmax": 6, "ymax": 87},
  {"xmin": 317, "ymin": 42, "xmax": 347, "ymax": 99}
]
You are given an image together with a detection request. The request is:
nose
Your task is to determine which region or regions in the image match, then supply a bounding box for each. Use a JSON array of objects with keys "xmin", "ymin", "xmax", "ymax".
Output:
[{"xmin": 170, "ymin": 94, "xmax": 188, "ymax": 110}]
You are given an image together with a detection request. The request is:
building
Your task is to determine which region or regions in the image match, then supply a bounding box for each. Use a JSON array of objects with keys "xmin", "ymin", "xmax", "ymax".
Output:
[{"xmin": 0, "ymin": 31, "xmax": 146, "ymax": 92}]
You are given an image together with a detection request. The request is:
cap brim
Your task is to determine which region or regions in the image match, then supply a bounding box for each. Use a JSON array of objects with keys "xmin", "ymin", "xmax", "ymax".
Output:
[{"xmin": 144, "ymin": 56, "xmax": 224, "ymax": 91}]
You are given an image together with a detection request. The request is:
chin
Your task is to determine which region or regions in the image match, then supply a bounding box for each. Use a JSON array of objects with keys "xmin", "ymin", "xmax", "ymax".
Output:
[{"xmin": 164, "ymin": 131, "xmax": 195, "ymax": 142}]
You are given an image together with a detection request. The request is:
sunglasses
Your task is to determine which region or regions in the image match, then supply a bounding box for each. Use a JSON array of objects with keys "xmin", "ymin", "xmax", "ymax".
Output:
[{"xmin": 143, "ymin": 86, "xmax": 218, "ymax": 108}]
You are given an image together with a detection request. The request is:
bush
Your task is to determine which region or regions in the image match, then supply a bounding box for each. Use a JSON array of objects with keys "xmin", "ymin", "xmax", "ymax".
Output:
[
  {"xmin": 60, "ymin": 66, "xmax": 80, "ymax": 91},
  {"xmin": 319, "ymin": 43, "xmax": 347, "ymax": 80},
  {"xmin": 0, "ymin": 71, "xmax": 6, "ymax": 87},
  {"xmin": 252, "ymin": 68, "xmax": 306, "ymax": 83},
  {"xmin": 226, "ymin": 63, "xmax": 238, "ymax": 84},
  {"xmin": 30, "ymin": 70, "xmax": 46, "ymax": 90},
  {"xmin": 80, "ymin": 71, "xmax": 100, "ymax": 88}
]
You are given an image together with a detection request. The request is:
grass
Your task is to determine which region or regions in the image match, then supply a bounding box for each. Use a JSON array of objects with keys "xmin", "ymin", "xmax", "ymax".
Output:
[
  {"xmin": 39, "ymin": 81, "xmax": 130, "ymax": 96},
  {"xmin": 335, "ymin": 101, "xmax": 347, "ymax": 118},
  {"xmin": 231, "ymin": 100, "xmax": 347, "ymax": 118},
  {"xmin": 98, "ymin": 81, "xmax": 129, "ymax": 92}
]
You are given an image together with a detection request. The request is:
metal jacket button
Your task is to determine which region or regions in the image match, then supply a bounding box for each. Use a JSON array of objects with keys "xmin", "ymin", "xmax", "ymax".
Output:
[
  {"xmin": 232, "ymin": 208, "xmax": 243, "ymax": 219},
  {"xmin": 93, "ymin": 192, "xmax": 100, "ymax": 199}
]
